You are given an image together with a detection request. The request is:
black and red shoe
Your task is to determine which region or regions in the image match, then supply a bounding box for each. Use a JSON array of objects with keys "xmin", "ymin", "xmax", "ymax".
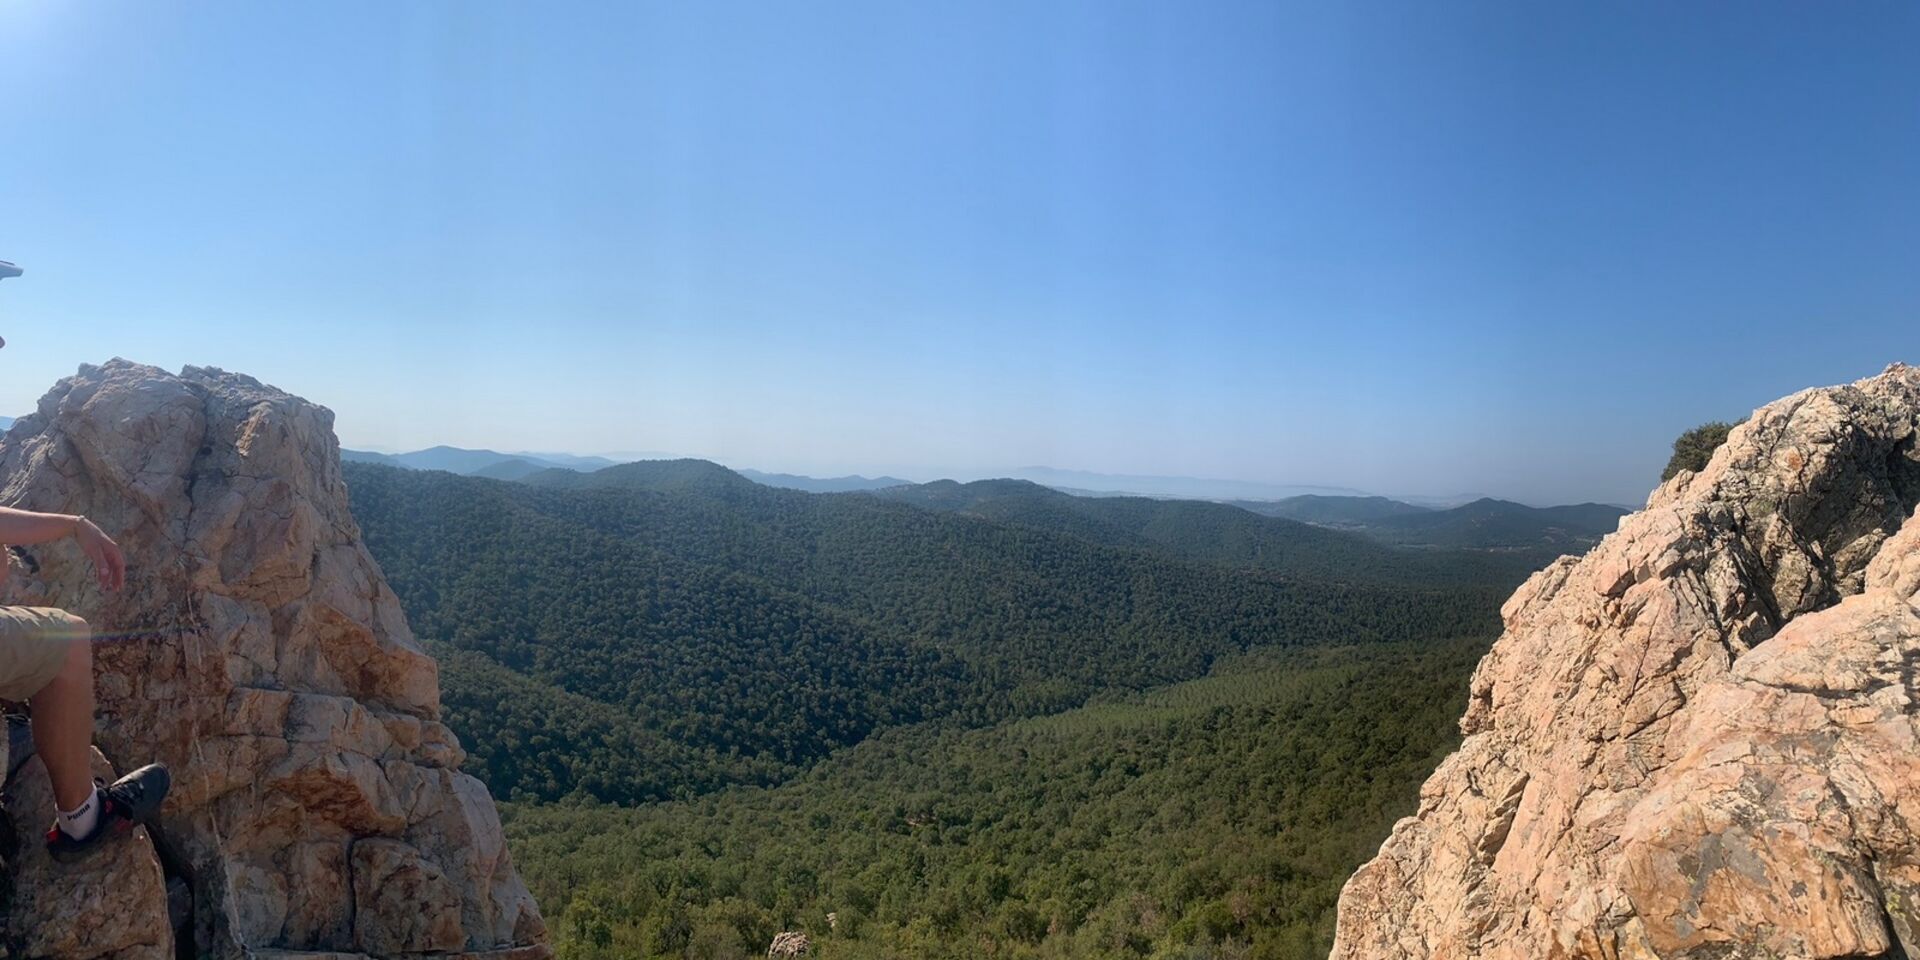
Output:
[{"xmin": 44, "ymin": 762, "xmax": 171, "ymax": 864}]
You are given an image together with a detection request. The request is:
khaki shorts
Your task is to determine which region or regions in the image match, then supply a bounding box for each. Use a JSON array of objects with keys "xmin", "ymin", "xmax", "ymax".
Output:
[{"xmin": 0, "ymin": 606, "xmax": 84, "ymax": 702}]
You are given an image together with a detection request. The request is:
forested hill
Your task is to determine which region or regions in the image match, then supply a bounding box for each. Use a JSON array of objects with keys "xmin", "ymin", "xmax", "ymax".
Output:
[
  {"xmin": 1227, "ymin": 495, "xmax": 1629, "ymax": 557},
  {"xmin": 1234, "ymin": 493, "xmax": 1432, "ymax": 525},
  {"xmin": 507, "ymin": 640, "xmax": 1488, "ymax": 959},
  {"xmin": 344, "ymin": 460, "xmax": 1519, "ymax": 805},
  {"xmin": 863, "ymin": 478, "xmax": 1541, "ymax": 586},
  {"xmin": 1359, "ymin": 497, "xmax": 1627, "ymax": 550},
  {"xmin": 519, "ymin": 461, "xmax": 1541, "ymax": 586}
]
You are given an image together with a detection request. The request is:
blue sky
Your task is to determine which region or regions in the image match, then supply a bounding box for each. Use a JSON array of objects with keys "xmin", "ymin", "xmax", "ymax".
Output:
[{"xmin": 1, "ymin": 1, "xmax": 1915, "ymax": 505}]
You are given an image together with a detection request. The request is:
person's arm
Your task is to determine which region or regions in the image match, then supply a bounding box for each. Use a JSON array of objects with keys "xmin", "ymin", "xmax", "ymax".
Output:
[
  {"xmin": 0, "ymin": 507, "xmax": 125, "ymax": 591},
  {"xmin": 0, "ymin": 507, "xmax": 85, "ymax": 546}
]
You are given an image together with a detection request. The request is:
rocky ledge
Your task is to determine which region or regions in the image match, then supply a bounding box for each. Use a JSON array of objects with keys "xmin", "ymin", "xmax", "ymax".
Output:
[
  {"xmin": 0, "ymin": 361, "xmax": 548, "ymax": 959},
  {"xmin": 1334, "ymin": 364, "xmax": 1920, "ymax": 958}
]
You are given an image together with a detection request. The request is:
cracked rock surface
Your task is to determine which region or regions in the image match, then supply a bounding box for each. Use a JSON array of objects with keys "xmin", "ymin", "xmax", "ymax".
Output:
[
  {"xmin": 0, "ymin": 361, "xmax": 548, "ymax": 958},
  {"xmin": 4, "ymin": 747, "xmax": 173, "ymax": 959},
  {"xmin": 1333, "ymin": 363, "xmax": 1920, "ymax": 959}
]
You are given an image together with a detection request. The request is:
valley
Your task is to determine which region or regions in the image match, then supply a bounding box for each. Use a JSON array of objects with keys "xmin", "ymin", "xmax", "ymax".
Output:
[
  {"xmin": 506, "ymin": 641, "xmax": 1487, "ymax": 959},
  {"xmin": 342, "ymin": 456, "xmax": 1566, "ymax": 958},
  {"xmin": 8, "ymin": 5, "xmax": 1905, "ymax": 956}
]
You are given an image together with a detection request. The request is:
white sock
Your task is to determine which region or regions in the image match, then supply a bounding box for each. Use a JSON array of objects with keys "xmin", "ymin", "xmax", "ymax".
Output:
[{"xmin": 56, "ymin": 786, "xmax": 101, "ymax": 840}]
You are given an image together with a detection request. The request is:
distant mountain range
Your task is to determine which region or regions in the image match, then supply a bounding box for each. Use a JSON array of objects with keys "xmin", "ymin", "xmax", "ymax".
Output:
[
  {"xmin": 737, "ymin": 469, "xmax": 912, "ymax": 493},
  {"xmin": 341, "ymin": 445, "xmax": 619, "ymax": 475},
  {"xmin": 470, "ymin": 458, "xmax": 558, "ymax": 481},
  {"xmin": 999, "ymin": 466, "xmax": 1369, "ymax": 502},
  {"xmin": 505, "ymin": 458, "xmax": 1613, "ymax": 563},
  {"xmin": 862, "ymin": 477, "xmax": 1540, "ymax": 584},
  {"xmin": 335, "ymin": 446, "xmax": 1621, "ymax": 540},
  {"xmin": 339, "ymin": 446, "xmax": 909, "ymax": 493},
  {"xmin": 1235, "ymin": 494, "xmax": 1432, "ymax": 525},
  {"xmin": 1365, "ymin": 497, "xmax": 1628, "ymax": 550},
  {"xmin": 339, "ymin": 447, "xmax": 1359, "ymax": 501},
  {"xmin": 1236, "ymin": 493, "xmax": 1627, "ymax": 551}
]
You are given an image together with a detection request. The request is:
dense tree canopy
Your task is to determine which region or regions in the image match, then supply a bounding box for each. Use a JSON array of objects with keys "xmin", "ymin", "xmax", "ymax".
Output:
[
  {"xmin": 508, "ymin": 641, "xmax": 1487, "ymax": 960},
  {"xmin": 341, "ymin": 459, "xmax": 1543, "ymax": 960},
  {"xmin": 345, "ymin": 462, "xmax": 1519, "ymax": 803},
  {"xmin": 864, "ymin": 479, "xmax": 1546, "ymax": 584}
]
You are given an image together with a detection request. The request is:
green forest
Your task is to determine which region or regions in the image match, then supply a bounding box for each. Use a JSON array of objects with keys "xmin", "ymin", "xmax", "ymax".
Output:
[
  {"xmin": 341, "ymin": 459, "xmax": 1543, "ymax": 958},
  {"xmin": 507, "ymin": 641, "xmax": 1486, "ymax": 960},
  {"xmin": 345, "ymin": 461, "xmax": 1519, "ymax": 805}
]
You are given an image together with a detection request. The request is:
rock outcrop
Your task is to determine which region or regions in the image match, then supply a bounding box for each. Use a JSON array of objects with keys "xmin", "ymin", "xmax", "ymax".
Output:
[
  {"xmin": 4, "ymin": 747, "xmax": 175, "ymax": 958},
  {"xmin": 0, "ymin": 361, "xmax": 548, "ymax": 958},
  {"xmin": 1334, "ymin": 364, "xmax": 1920, "ymax": 958},
  {"xmin": 767, "ymin": 931, "xmax": 811, "ymax": 958}
]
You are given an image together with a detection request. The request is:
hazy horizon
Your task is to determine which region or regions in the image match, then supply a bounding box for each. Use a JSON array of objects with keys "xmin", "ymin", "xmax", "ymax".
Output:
[
  {"xmin": 328, "ymin": 437, "xmax": 1690, "ymax": 509},
  {"xmin": 4, "ymin": 1, "xmax": 1917, "ymax": 506}
]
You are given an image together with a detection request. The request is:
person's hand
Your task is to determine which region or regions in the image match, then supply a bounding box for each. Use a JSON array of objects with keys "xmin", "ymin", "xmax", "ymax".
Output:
[{"xmin": 73, "ymin": 517, "xmax": 125, "ymax": 592}]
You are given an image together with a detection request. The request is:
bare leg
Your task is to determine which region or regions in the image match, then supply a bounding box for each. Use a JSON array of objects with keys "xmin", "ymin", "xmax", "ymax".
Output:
[{"xmin": 29, "ymin": 617, "xmax": 95, "ymax": 811}]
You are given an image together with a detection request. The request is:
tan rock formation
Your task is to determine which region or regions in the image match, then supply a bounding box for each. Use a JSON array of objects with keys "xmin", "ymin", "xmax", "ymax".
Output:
[
  {"xmin": 1333, "ymin": 363, "xmax": 1920, "ymax": 958},
  {"xmin": 0, "ymin": 361, "xmax": 548, "ymax": 958},
  {"xmin": 5, "ymin": 748, "xmax": 173, "ymax": 959},
  {"xmin": 767, "ymin": 930, "xmax": 812, "ymax": 958}
]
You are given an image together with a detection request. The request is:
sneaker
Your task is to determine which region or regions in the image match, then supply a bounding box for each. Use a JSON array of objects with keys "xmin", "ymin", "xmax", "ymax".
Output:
[{"xmin": 44, "ymin": 762, "xmax": 171, "ymax": 864}]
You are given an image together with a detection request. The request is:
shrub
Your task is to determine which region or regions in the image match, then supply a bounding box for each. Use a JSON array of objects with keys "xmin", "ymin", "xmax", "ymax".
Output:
[{"xmin": 1661, "ymin": 421, "xmax": 1735, "ymax": 481}]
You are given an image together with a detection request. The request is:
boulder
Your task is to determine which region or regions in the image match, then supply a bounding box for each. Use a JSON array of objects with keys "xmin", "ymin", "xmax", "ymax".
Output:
[
  {"xmin": 767, "ymin": 930, "xmax": 811, "ymax": 957},
  {"xmin": 0, "ymin": 361, "xmax": 548, "ymax": 958},
  {"xmin": 1333, "ymin": 363, "xmax": 1920, "ymax": 958},
  {"xmin": 4, "ymin": 749, "xmax": 172, "ymax": 959}
]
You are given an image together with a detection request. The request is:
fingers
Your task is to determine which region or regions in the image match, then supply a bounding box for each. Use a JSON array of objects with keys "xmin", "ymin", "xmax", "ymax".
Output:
[
  {"xmin": 82, "ymin": 538, "xmax": 127, "ymax": 591},
  {"xmin": 96, "ymin": 540, "xmax": 125, "ymax": 592}
]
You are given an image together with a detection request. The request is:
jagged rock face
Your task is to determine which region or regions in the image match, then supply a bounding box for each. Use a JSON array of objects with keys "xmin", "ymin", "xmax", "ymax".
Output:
[
  {"xmin": 0, "ymin": 361, "xmax": 548, "ymax": 959},
  {"xmin": 1334, "ymin": 364, "xmax": 1920, "ymax": 959}
]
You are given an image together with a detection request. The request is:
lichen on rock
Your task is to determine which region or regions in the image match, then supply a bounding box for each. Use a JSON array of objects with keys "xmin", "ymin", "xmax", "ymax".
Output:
[
  {"xmin": 0, "ymin": 360, "xmax": 548, "ymax": 958},
  {"xmin": 1334, "ymin": 363, "xmax": 1920, "ymax": 959}
]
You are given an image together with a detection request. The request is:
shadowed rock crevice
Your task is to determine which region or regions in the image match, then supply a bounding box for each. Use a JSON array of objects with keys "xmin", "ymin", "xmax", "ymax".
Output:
[
  {"xmin": 1334, "ymin": 364, "xmax": 1920, "ymax": 959},
  {"xmin": 143, "ymin": 823, "xmax": 201, "ymax": 960},
  {"xmin": 0, "ymin": 360, "xmax": 549, "ymax": 958}
]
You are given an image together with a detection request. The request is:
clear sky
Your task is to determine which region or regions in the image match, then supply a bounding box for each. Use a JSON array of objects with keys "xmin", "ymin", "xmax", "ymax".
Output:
[{"xmin": 2, "ymin": 1, "xmax": 1916, "ymax": 505}]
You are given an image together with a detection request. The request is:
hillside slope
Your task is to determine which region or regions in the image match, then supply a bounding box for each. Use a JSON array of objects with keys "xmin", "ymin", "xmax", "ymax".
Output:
[
  {"xmin": 1234, "ymin": 494, "xmax": 1432, "ymax": 526},
  {"xmin": 509, "ymin": 640, "xmax": 1487, "ymax": 960},
  {"xmin": 865, "ymin": 479, "xmax": 1540, "ymax": 586},
  {"xmin": 1358, "ymin": 496, "xmax": 1626, "ymax": 550},
  {"xmin": 473, "ymin": 456, "xmax": 557, "ymax": 481},
  {"xmin": 345, "ymin": 460, "xmax": 1512, "ymax": 803},
  {"xmin": 740, "ymin": 469, "xmax": 912, "ymax": 492},
  {"xmin": 345, "ymin": 462, "xmax": 972, "ymax": 803},
  {"xmin": 343, "ymin": 444, "xmax": 615, "ymax": 475}
]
